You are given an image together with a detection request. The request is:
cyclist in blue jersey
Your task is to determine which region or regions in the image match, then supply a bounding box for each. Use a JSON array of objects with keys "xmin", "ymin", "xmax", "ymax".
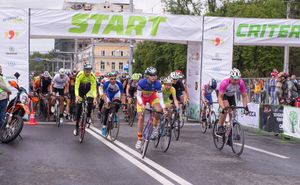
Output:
[
  {"xmin": 102, "ymin": 71, "xmax": 126, "ymax": 136},
  {"xmin": 201, "ymin": 79, "xmax": 217, "ymax": 121},
  {"xmin": 135, "ymin": 67, "xmax": 166, "ymax": 150}
]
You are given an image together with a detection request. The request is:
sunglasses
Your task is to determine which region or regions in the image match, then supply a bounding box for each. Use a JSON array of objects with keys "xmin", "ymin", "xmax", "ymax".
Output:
[
  {"xmin": 149, "ymin": 74, "xmax": 157, "ymax": 77},
  {"xmin": 110, "ymin": 78, "xmax": 116, "ymax": 80}
]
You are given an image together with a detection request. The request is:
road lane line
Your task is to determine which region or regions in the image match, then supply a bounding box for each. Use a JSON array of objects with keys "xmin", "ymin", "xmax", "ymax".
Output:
[
  {"xmin": 85, "ymin": 129, "xmax": 174, "ymax": 185},
  {"xmin": 89, "ymin": 125, "xmax": 193, "ymax": 185},
  {"xmin": 241, "ymin": 144, "xmax": 289, "ymax": 159}
]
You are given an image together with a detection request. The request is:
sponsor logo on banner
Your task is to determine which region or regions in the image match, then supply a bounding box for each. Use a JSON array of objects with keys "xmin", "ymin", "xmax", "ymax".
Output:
[
  {"xmin": 288, "ymin": 111, "xmax": 298, "ymax": 133},
  {"xmin": 5, "ymin": 30, "xmax": 19, "ymax": 40},
  {"xmin": 212, "ymin": 53, "xmax": 222, "ymax": 61},
  {"xmin": 3, "ymin": 16, "xmax": 24, "ymax": 24},
  {"xmin": 236, "ymin": 23, "xmax": 300, "ymax": 38},
  {"xmin": 210, "ymin": 24, "xmax": 229, "ymax": 31},
  {"xmin": 211, "ymin": 37, "xmax": 223, "ymax": 46},
  {"xmin": 6, "ymin": 47, "xmax": 18, "ymax": 55},
  {"xmin": 7, "ymin": 61, "xmax": 17, "ymax": 66}
]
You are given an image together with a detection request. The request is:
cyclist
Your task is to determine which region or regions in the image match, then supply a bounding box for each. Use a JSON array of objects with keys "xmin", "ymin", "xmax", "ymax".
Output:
[
  {"xmin": 120, "ymin": 72, "xmax": 130, "ymax": 89},
  {"xmin": 162, "ymin": 77, "xmax": 179, "ymax": 110},
  {"xmin": 201, "ymin": 79, "xmax": 217, "ymax": 121},
  {"xmin": 135, "ymin": 67, "xmax": 166, "ymax": 150},
  {"xmin": 101, "ymin": 71, "xmax": 126, "ymax": 136},
  {"xmin": 217, "ymin": 68, "xmax": 249, "ymax": 135},
  {"xmin": 73, "ymin": 64, "xmax": 97, "ymax": 136},
  {"xmin": 126, "ymin": 73, "xmax": 141, "ymax": 107},
  {"xmin": 40, "ymin": 71, "xmax": 52, "ymax": 114},
  {"xmin": 170, "ymin": 71, "xmax": 188, "ymax": 109},
  {"xmin": 66, "ymin": 70, "xmax": 77, "ymax": 119},
  {"xmin": 50, "ymin": 68, "xmax": 69, "ymax": 124}
]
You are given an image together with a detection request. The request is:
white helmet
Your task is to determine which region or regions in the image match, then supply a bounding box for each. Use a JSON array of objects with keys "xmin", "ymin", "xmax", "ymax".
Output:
[
  {"xmin": 43, "ymin": 71, "xmax": 50, "ymax": 78},
  {"xmin": 59, "ymin": 68, "xmax": 65, "ymax": 75},
  {"xmin": 229, "ymin": 68, "xmax": 241, "ymax": 79},
  {"xmin": 170, "ymin": 72, "xmax": 179, "ymax": 80}
]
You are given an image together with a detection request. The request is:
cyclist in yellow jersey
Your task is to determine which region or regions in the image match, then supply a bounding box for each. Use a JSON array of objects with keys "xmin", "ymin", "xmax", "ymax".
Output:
[
  {"xmin": 162, "ymin": 77, "xmax": 179, "ymax": 109},
  {"xmin": 73, "ymin": 64, "xmax": 97, "ymax": 136}
]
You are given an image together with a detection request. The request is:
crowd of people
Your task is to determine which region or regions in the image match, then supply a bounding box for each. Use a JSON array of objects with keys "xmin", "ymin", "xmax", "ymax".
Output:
[{"xmin": 237, "ymin": 69, "xmax": 300, "ymax": 106}]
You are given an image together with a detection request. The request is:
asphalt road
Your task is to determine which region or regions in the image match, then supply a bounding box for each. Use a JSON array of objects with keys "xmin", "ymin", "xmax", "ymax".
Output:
[{"xmin": 1, "ymin": 113, "xmax": 300, "ymax": 185}]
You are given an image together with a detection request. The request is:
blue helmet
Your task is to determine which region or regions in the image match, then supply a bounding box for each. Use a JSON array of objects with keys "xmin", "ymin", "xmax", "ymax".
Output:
[{"xmin": 210, "ymin": 79, "xmax": 217, "ymax": 90}]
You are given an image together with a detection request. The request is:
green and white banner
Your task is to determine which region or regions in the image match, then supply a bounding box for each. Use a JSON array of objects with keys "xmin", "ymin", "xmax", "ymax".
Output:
[
  {"xmin": 283, "ymin": 106, "xmax": 300, "ymax": 139},
  {"xmin": 30, "ymin": 9, "xmax": 203, "ymax": 42},
  {"xmin": 235, "ymin": 18, "xmax": 300, "ymax": 46},
  {"xmin": 0, "ymin": 8, "xmax": 29, "ymax": 95}
]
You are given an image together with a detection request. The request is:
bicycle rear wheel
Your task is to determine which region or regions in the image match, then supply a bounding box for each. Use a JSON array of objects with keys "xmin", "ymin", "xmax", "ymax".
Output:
[
  {"xmin": 128, "ymin": 105, "xmax": 134, "ymax": 127},
  {"xmin": 212, "ymin": 121, "xmax": 225, "ymax": 150},
  {"xmin": 160, "ymin": 120, "xmax": 172, "ymax": 152},
  {"xmin": 200, "ymin": 119, "xmax": 207, "ymax": 134},
  {"xmin": 79, "ymin": 113, "xmax": 87, "ymax": 143},
  {"xmin": 231, "ymin": 122, "xmax": 245, "ymax": 156},
  {"xmin": 207, "ymin": 111, "xmax": 217, "ymax": 133},
  {"xmin": 109, "ymin": 113, "xmax": 120, "ymax": 141}
]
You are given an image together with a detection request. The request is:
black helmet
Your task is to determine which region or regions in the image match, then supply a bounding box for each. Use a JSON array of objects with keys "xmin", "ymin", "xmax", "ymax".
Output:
[
  {"xmin": 144, "ymin": 66, "xmax": 157, "ymax": 76},
  {"xmin": 210, "ymin": 79, "xmax": 217, "ymax": 90}
]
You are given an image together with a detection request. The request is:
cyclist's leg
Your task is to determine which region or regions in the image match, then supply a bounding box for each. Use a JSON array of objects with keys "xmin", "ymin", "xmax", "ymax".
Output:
[
  {"xmin": 227, "ymin": 95, "xmax": 236, "ymax": 123},
  {"xmin": 86, "ymin": 97, "xmax": 94, "ymax": 119},
  {"xmin": 74, "ymin": 101, "xmax": 82, "ymax": 135},
  {"xmin": 136, "ymin": 102, "xmax": 145, "ymax": 149},
  {"xmin": 58, "ymin": 89, "xmax": 64, "ymax": 118},
  {"xmin": 103, "ymin": 94, "xmax": 113, "ymax": 127},
  {"xmin": 151, "ymin": 97, "xmax": 162, "ymax": 128}
]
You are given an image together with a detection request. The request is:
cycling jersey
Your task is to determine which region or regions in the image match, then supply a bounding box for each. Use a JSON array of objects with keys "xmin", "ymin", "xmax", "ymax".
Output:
[
  {"xmin": 33, "ymin": 76, "xmax": 41, "ymax": 91},
  {"xmin": 162, "ymin": 85, "xmax": 176, "ymax": 105},
  {"xmin": 172, "ymin": 80, "xmax": 185, "ymax": 99},
  {"xmin": 136, "ymin": 78, "xmax": 165, "ymax": 112},
  {"xmin": 40, "ymin": 77, "xmax": 52, "ymax": 94},
  {"xmin": 103, "ymin": 80, "xmax": 124, "ymax": 102},
  {"xmin": 127, "ymin": 80, "xmax": 138, "ymax": 97},
  {"xmin": 75, "ymin": 71, "xmax": 97, "ymax": 98},
  {"xmin": 52, "ymin": 74, "xmax": 69, "ymax": 90},
  {"xmin": 219, "ymin": 78, "xmax": 246, "ymax": 97}
]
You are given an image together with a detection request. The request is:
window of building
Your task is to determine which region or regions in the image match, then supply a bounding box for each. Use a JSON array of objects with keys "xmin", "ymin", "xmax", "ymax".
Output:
[
  {"xmin": 120, "ymin": 51, "xmax": 124, "ymax": 56},
  {"xmin": 112, "ymin": 62, "xmax": 115, "ymax": 70},
  {"xmin": 107, "ymin": 6, "xmax": 110, "ymax": 8},
  {"xmin": 111, "ymin": 51, "xmax": 115, "ymax": 56},
  {"xmin": 104, "ymin": 6, "xmax": 106, "ymax": 8},
  {"xmin": 100, "ymin": 61, "xmax": 105, "ymax": 70},
  {"xmin": 119, "ymin": 62, "xmax": 123, "ymax": 70},
  {"xmin": 100, "ymin": 50, "xmax": 105, "ymax": 56}
]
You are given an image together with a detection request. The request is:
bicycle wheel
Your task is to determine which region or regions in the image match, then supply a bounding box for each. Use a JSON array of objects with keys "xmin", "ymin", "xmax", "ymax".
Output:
[
  {"xmin": 109, "ymin": 113, "xmax": 120, "ymax": 141},
  {"xmin": 209, "ymin": 111, "xmax": 217, "ymax": 130},
  {"xmin": 154, "ymin": 119, "xmax": 164, "ymax": 148},
  {"xmin": 212, "ymin": 121, "xmax": 225, "ymax": 150},
  {"xmin": 128, "ymin": 104, "xmax": 134, "ymax": 126},
  {"xmin": 160, "ymin": 120, "xmax": 172, "ymax": 152},
  {"xmin": 231, "ymin": 122, "xmax": 245, "ymax": 156},
  {"xmin": 180, "ymin": 109, "xmax": 186, "ymax": 128},
  {"xmin": 141, "ymin": 139, "xmax": 149, "ymax": 159},
  {"xmin": 200, "ymin": 119, "xmax": 207, "ymax": 134},
  {"xmin": 173, "ymin": 118, "xmax": 180, "ymax": 141},
  {"xmin": 79, "ymin": 113, "xmax": 87, "ymax": 143}
]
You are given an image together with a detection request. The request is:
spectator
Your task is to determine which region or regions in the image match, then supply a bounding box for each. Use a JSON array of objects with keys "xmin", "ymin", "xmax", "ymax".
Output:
[
  {"xmin": 0, "ymin": 65, "xmax": 12, "ymax": 128},
  {"xmin": 291, "ymin": 75, "xmax": 297, "ymax": 84},
  {"xmin": 261, "ymin": 79, "xmax": 268, "ymax": 104},
  {"xmin": 279, "ymin": 72, "xmax": 298, "ymax": 105},
  {"xmin": 253, "ymin": 80, "xmax": 261, "ymax": 103},
  {"xmin": 269, "ymin": 73, "xmax": 277, "ymax": 104},
  {"xmin": 275, "ymin": 74, "xmax": 283, "ymax": 105}
]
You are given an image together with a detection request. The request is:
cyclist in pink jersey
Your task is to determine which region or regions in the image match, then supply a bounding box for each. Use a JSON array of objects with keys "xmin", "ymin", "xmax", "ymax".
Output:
[{"xmin": 217, "ymin": 68, "xmax": 249, "ymax": 134}]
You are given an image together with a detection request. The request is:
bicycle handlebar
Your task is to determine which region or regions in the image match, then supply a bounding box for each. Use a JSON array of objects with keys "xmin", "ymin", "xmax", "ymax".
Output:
[{"xmin": 144, "ymin": 108, "xmax": 164, "ymax": 114}]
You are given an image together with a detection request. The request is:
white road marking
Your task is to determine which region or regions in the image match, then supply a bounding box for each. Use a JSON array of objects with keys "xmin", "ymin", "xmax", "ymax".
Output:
[
  {"xmin": 89, "ymin": 125, "xmax": 193, "ymax": 185},
  {"xmin": 242, "ymin": 144, "xmax": 290, "ymax": 159},
  {"xmin": 85, "ymin": 129, "xmax": 174, "ymax": 185},
  {"xmin": 184, "ymin": 123, "xmax": 200, "ymax": 126}
]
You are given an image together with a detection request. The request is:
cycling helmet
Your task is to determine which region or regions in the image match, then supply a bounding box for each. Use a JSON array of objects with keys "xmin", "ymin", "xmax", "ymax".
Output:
[
  {"xmin": 170, "ymin": 72, "xmax": 179, "ymax": 80},
  {"xmin": 210, "ymin": 79, "xmax": 217, "ymax": 90},
  {"xmin": 163, "ymin": 77, "xmax": 173, "ymax": 84},
  {"xmin": 132, "ymin": 73, "xmax": 141, "ymax": 80},
  {"xmin": 175, "ymin": 70, "xmax": 184, "ymax": 78},
  {"xmin": 43, "ymin": 71, "xmax": 50, "ymax": 78},
  {"xmin": 59, "ymin": 68, "xmax": 65, "ymax": 75},
  {"xmin": 108, "ymin": 71, "xmax": 117, "ymax": 77},
  {"xmin": 229, "ymin": 68, "xmax": 241, "ymax": 80},
  {"xmin": 144, "ymin": 66, "xmax": 157, "ymax": 76},
  {"xmin": 84, "ymin": 63, "xmax": 92, "ymax": 70}
]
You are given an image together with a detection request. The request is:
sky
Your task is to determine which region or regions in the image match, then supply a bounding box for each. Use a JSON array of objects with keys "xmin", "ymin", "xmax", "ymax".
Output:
[{"xmin": 0, "ymin": 0, "xmax": 164, "ymax": 52}]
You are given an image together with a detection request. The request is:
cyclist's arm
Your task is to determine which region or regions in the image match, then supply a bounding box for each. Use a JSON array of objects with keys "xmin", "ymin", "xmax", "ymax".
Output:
[
  {"xmin": 157, "ymin": 92, "xmax": 165, "ymax": 109},
  {"xmin": 136, "ymin": 89, "xmax": 143, "ymax": 105},
  {"xmin": 126, "ymin": 84, "xmax": 130, "ymax": 97},
  {"xmin": 218, "ymin": 92, "xmax": 225, "ymax": 110},
  {"xmin": 239, "ymin": 79, "xmax": 248, "ymax": 108},
  {"xmin": 241, "ymin": 92, "xmax": 247, "ymax": 107},
  {"xmin": 91, "ymin": 76, "xmax": 97, "ymax": 98},
  {"xmin": 171, "ymin": 88, "xmax": 179, "ymax": 109}
]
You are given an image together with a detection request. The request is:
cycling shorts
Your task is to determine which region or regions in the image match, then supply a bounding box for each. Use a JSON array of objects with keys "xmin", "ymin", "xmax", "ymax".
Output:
[
  {"xmin": 53, "ymin": 87, "xmax": 64, "ymax": 96},
  {"xmin": 222, "ymin": 95, "xmax": 236, "ymax": 106},
  {"xmin": 106, "ymin": 91, "xmax": 121, "ymax": 102},
  {"xmin": 205, "ymin": 94, "xmax": 213, "ymax": 105},
  {"xmin": 137, "ymin": 92, "xmax": 160, "ymax": 113}
]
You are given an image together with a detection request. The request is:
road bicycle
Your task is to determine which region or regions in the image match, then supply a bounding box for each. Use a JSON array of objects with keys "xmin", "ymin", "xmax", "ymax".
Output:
[
  {"xmin": 140, "ymin": 108, "xmax": 164, "ymax": 158},
  {"xmin": 127, "ymin": 96, "xmax": 137, "ymax": 127},
  {"xmin": 200, "ymin": 101, "xmax": 217, "ymax": 134},
  {"xmin": 153, "ymin": 109, "xmax": 172, "ymax": 152},
  {"xmin": 212, "ymin": 106, "xmax": 246, "ymax": 156}
]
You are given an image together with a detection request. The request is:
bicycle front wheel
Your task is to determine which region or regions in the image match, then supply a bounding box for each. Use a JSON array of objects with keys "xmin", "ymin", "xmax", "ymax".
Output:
[
  {"xmin": 173, "ymin": 119, "xmax": 180, "ymax": 141},
  {"xmin": 160, "ymin": 120, "xmax": 172, "ymax": 152},
  {"xmin": 109, "ymin": 114, "xmax": 120, "ymax": 141},
  {"xmin": 79, "ymin": 113, "xmax": 87, "ymax": 143},
  {"xmin": 56, "ymin": 104, "xmax": 60, "ymax": 127},
  {"xmin": 212, "ymin": 121, "xmax": 225, "ymax": 150},
  {"xmin": 231, "ymin": 122, "xmax": 245, "ymax": 156}
]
